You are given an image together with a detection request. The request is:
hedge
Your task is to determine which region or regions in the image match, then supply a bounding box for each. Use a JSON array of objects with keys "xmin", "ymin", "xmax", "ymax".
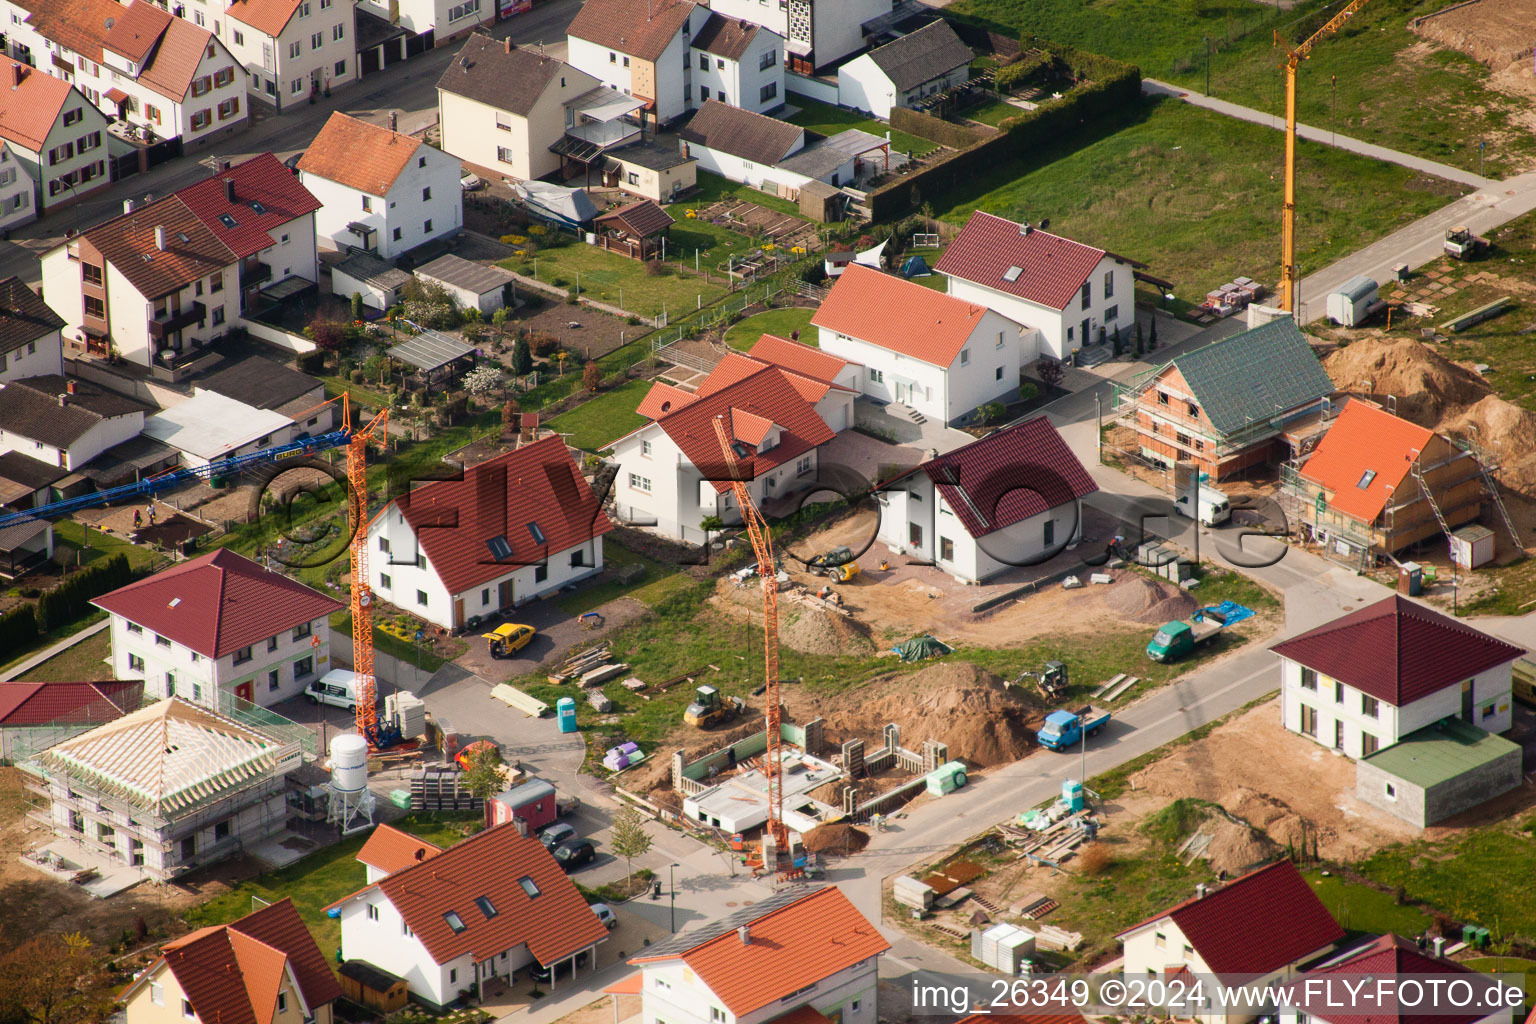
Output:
[
  {"xmin": 35, "ymin": 553, "xmax": 133, "ymax": 632},
  {"xmin": 890, "ymin": 107, "xmax": 989, "ymax": 150},
  {"xmin": 0, "ymin": 605, "xmax": 36, "ymax": 651}
]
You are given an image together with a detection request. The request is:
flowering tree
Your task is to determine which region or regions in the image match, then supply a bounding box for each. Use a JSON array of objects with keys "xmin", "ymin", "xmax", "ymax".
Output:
[{"xmin": 461, "ymin": 365, "xmax": 505, "ymax": 396}]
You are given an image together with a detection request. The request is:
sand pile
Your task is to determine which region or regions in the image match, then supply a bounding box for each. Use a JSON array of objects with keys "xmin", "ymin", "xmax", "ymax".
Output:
[
  {"xmin": 824, "ymin": 661, "xmax": 1044, "ymax": 767},
  {"xmin": 711, "ymin": 579, "xmax": 875, "ymax": 656},
  {"xmin": 801, "ymin": 822, "xmax": 870, "ymax": 855},
  {"xmin": 1202, "ymin": 819, "xmax": 1281, "ymax": 878},
  {"xmin": 1324, "ymin": 335, "xmax": 1490, "ymax": 425},
  {"xmin": 1103, "ymin": 575, "xmax": 1198, "ymax": 624}
]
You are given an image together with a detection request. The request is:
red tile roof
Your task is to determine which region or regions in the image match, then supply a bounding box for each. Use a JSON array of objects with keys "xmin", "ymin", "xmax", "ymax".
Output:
[
  {"xmin": 1298, "ymin": 934, "xmax": 1486, "ymax": 1024},
  {"xmin": 1297, "ymin": 402, "xmax": 1436, "ymax": 523},
  {"xmin": 0, "ymin": 65, "xmax": 79, "ymax": 152},
  {"xmin": 694, "ymin": 352, "xmax": 848, "ymax": 406},
  {"xmin": 1116, "ymin": 860, "xmax": 1342, "ymax": 980},
  {"xmin": 934, "ymin": 210, "xmax": 1110, "ymax": 311},
  {"xmin": 568, "ymin": 0, "xmax": 696, "ymax": 62},
  {"xmin": 636, "ymin": 381, "xmax": 697, "ymax": 419},
  {"xmin": 919, "ymin": 416, "xmax": 1097, "ymax": 539},
  {"xmin": 811, "ymin": 264, "xmax": 991, "ymax": 367},
  {"xmin": 654, "ymin": 365, "xmax": 835, "ymax": 493},
  {"xmin": 357, "ymin": 824, "xmax": 442, "ymax": 875},
  {"xmin": 20, "ymin": 0, "xmax": 123, "ymax": 63},
  {"xmin": 225, "ymin": 0, "xmax": 302, "ymax": 37},
  {"xmin": 297, "ymin": 113, "xmax": 423, "ymax": 197},
  {"xmin": 631, "ymin": 886, "xmax": 888, "ymax": 1016},
  {"xmin": 0, "ymin": 680, "xmax": 142, "ymax": 726},
  {"xmin": 1270, "ymin": 595, "xmax": 1524, "ymax": 707},
  {"xmin": 332, "ymin": 823, "xmax": 609, "ymax": 967},
  {"xmin": 104, "ymin": 0, "xmax": 175, "ymax": 65},
  {"xmin": 594, "ymin": 199, "xmax": 675, "ymax": 238},
  {"xmin": 139, "ymin": 898, "xmax": 339, "ymax": 1024},
  {"xmin": 393, "ymin": 435, "xmax": 614, "ymax": 596},
  {"xmin": 747, "ymin": 334, "xmax": 855, "ymax": 385},
  {"xmin": 180, "ymin": 153, "xmax": 322, "ymax": 258},
  {"xmin": 134, "ymin": 14, "xmax": 218, "ymax": 103},
  {"xmin": 90, "ymin": 548, "xmax": 342, "ymax": 658}
]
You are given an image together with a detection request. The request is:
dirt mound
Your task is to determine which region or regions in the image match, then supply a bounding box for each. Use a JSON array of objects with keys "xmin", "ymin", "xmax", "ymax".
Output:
[
  {"xmin": 781, "ymin": 604, "xmax": 875, "ymax": 656},
  {"xmin": 1103, "ymin": 575, "xmax": 1198, "ymax": 624},
  {"xmin": 823, "ymin": 661, "xmax": 1044, "ymax": 767},
  {"xmin": 1203, "ymin": 819, "xmax": 1281, "ymax": 878},
  {"xmin": 1324, "ymin": 336, "xmax": 1491, "ymax": 426},
  {"xmin": 1443, "ymin": 394, "xmax": 1536, "ymax": 492},
  {"xmin": 801, "ymin": 822, "xmax": 870, "ymax": 855},
  {"xmin": 1411, "ymin": 0, "xmax": 1536, "ymax": 69}
]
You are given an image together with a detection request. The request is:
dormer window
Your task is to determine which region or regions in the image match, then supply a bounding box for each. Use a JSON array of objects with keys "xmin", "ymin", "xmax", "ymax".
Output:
[{"xmin": 487, "ymin": 535, "xmax": 512, "ymax": 560}]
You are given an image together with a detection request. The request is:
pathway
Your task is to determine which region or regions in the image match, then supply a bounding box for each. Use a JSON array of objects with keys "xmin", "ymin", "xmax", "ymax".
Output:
[
  {"xmin": 0, "ymin": 618, "xmax": 110, "ymax": 681},
  {"xmin": 1142, "ymin": 79, "xmax": 1493, "ymax": 189}
]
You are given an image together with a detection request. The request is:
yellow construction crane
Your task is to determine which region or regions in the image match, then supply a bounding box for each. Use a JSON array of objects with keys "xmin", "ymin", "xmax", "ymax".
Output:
[
  {"xmin": 710, "ymin": 415, "xmax": 789, "ymax": 871},
  {"xmin": 1277, "ymin": 0, "xmax": 1370, "ymax": 314}
]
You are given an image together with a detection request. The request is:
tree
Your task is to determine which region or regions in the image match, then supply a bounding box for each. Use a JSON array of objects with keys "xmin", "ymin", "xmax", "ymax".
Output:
[
  {"xmin": 460, "ymin": 746, "xmax": 504, "ymax": 803},
  {"xmin": 700, "ymin": 514, "xmax": 725, "ymax": 553},
  {"xmin": 491, "ymin": 306, "xmax": 509, "ymax": 342},
  {"xmin": 1036, "ymin": 358, "xmax": 1064, "ymax": 390},
  {"xmin": 555, "ymin": 350, "xmax": 569, "ymax": 377},
  {"xmin": 0, "ymin": 932, "xmax": 97, "ymax": 1024},
  {"xmin": 581, "ymin": 360, "xmax": 601, "ymax": 392},
  {"xmin": 1111, "ymin": 327, "xmax": 1123, "ymax": 357},
  {"xmin": 350, "ymin": 292, "xmax": 364, "ymax": 321},
  {"xmin": 510, "ymin": 336, "xmax": 532, "ymax": 375},
  {"xmin": 1134, "ymin": 322, "xmax": 1145, "ymax": 358},
  {"xmin": 501, "ymin": 399, "xmax": 519, "ymax": 438},
  {"xmin": 1148, "ymin": 317, "xmax": 1158, "ymax": 351},
  {"xmin": 980, "ymin": 401, "xmax": 1006, "ymax": 424},
  {"xmin": 609, "ymin": 805, "xmax": 652, "ymax": 886},
  {"xmin": 461, "ymin": 365, "xmax": 504, "ymax": 396}
]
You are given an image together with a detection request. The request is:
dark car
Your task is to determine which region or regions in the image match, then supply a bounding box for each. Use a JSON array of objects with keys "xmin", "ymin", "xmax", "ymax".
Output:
[
  {"xmin": 529, "ymin": 951, "xmax": 589, "ymax": 984},
  {"xmin": 539, "ymin": 822, "xmax": 576, "ymax": 850},
  {"xmin": 284, "ymin": 151, "xmax": 305, "ymax": 172},
  {"xmin": 553, "ymin": 838, "xmax": 595, "ymax": 871}
]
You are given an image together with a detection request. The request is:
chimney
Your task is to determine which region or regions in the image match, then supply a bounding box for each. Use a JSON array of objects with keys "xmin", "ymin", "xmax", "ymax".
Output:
[
  {"xmin": 9, "ymin": 63, "xmax": 21, "ymax": 88},
  {"xmin": 504, "ymin": 36, "xmax": 512, "ymax": 53},
  {"xmin": 1020, "ymin": 221, "xmax": 1033, "ymax": 235},
  {"xmin": 737, "ymin": 925, "xmax": 750, "ymax": 945},
  {"xmin": 1432, "ymin": 936, "xmax": 1446, "ymax": 958},
  {"xmin": 57, "ymin": 393, "xmax": 67, "ymax": 407},
  {"xmin": 389, "ymin": 110, "xmax": 398, "ymax": 132},
  {"xmin": 223, "ymin": 177, "xmax": 235, "ymax": 203},
  {"xmin": 154, "ymin": 225, "xmax": 167, "ymax": 251},
  {"xmin": 66, "ymin": 380, "xmax": 75, "ymax": 394},
  {"xmin": 1195, "ymin": 883, "xmax": 1207, "ymax": 899},
  {"xmin": 218, "ymin": 158, "xmax": 231, "ymax": 172},
  {"xmin": 124, "ymin": 198, "xmax": 137, "ymax": 214}
]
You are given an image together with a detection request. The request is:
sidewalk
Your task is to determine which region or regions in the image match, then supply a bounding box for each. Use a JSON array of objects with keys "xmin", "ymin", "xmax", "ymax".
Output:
[
  {"xmin": 1142, "ymin": 79, "xmax": 1493, "ymax": 190},
  {"xmin": 0, "ymin": 618, "xmax": 110, "ymax": 681}
]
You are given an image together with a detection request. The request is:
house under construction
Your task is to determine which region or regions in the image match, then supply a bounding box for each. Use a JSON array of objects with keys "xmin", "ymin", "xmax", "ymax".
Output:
[
  {"xmin": 1277, "ymin": 399, "xmax": 1519, "ymax": 567},
  {"xmin": 20, "ymin": 697, "xmax": 308, "ymax": 881}
]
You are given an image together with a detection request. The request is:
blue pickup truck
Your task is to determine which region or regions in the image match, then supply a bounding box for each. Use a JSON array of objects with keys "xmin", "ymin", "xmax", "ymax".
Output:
[{"xmin": 1036, "ymin": 705, "xmax": 1112, "ymax": 751}]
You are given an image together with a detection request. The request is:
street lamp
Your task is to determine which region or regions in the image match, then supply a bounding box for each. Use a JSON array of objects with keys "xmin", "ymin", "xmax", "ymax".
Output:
[
  {"xmin": 1203, "ymin": 37, "xmax": 1212, "ymax": 97},
  {"xmin": 669, "ymin": 863, "xmax": 679, "ymax": 932}
]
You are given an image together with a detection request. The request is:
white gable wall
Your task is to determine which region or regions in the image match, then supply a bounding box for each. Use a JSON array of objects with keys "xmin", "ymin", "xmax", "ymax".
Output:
[
  {"xmin": 835, "ymin": 55, "xmax": 891, "ymax": 119},
  {"xmin": 637, "ymin": 954, "xmax": 878, "ymax": 1024},
  {"xmin": 0, "ymin": 330, "xmax": 62, "ymax": 380},
  {"xmin": 944, "ymin": 254, "xmax": 1134, "ymax": 362}
]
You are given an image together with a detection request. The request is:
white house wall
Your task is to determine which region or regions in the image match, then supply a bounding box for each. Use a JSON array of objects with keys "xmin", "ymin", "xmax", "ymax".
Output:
[
  {"xmin": 566, "ymin": 37, "xmax": 633, "ymax": 104},
  {"xmin": 108, "ymin": 610, "xmax": 331, "ymax": 707},
  {"xmin": 0, "ymin": 405, "xmax": 141, "ymax": 470},
  {"xmin": 943, "ymin": 255, "xmax": 1134, "ymax": 361},
  {"xmin": 0, "ymin": 329, "xmax": 61, "ymax": 380},
  {"xmin": 0, "ymin": 144, "xmax": 34, "ymax": 229},
  {"xmin": 303, "ymin": 145, "xmax": 459, "ymax": 259},
  {"xmin": 337, "ymin": 895, "xmax": 485, "ymax": 1007},
  {"xmin": 835, "ymin": 55, "xmax": 889, "ymax": 119},
  {"xmin": 809, "ymin": 0, "xmax": 888, "ymax": 67},
  {"xmin": 691, "ymin": 29, "xmax": 782, "ymax": 113},
  {"xmin": 639, "ymin": 956, "xmax": 878, "ymax": 1024},
  {"xmin": 220, "ymin": 0, "xmax": 356, "ymax": 112}
]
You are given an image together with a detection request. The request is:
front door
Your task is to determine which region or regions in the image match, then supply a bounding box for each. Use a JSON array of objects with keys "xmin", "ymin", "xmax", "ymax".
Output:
[
  {"xmin": 895, "ymin": 381, "xmax": 909, "ymax": 405},
  {"xmin": 1334, "ymin": 719, "xmax": 1344, "ymax": 750},
  {"xmin": 909, "ymin": 522, "xmax": 922, "ymax": 548},
  {"xmin": 454, "ymin": 598, "xmax": 465, "ymax": 629},
  {"xmin": 1081, "ymin": 318, "xmax": 1091, "ymax": 346},
  {"xmin": 1462, "ymin": 679, "xmax": 1474, "ymax": 722},
  {"xmin": 235, "ymin": 681, "xmax": 253, "ymax": 704},
  {"xmin": 498, "ymin": 580, "xmax": 514, "ymax": 611}
]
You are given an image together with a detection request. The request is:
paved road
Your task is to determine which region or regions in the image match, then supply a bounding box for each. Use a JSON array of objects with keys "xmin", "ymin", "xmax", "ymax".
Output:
[
  {"xmin": 0, "ymin": 0, "xmax": 582, "ymax": 286},
  {"xmin": 1142, "ymin": 79, "xmax": 1493, "ymax": 190}
]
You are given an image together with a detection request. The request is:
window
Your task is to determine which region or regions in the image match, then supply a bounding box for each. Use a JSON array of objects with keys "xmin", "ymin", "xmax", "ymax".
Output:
[
  {"xmin": 392, "ymin": 227, "xmax": 402, "ymax": 241},
  {"xmin": 629, "ymin": 473, "xmax": 651, "ymax": 492},
  {"xmin": 183, "ymin": 1000, "xmax": 195, "ymax": 1019},
  {"xmin": 291, "ymin": 78, "xmax": 304, "ymax": 95},
  {"xmin": 1154, "ymin": 932, "xmax": 1167, "ymax": 948},
  {"xmin": 1103, "ymin": 270, "xmax": 1114, "ymax": 299},
  {"xmin": 334, "ymin": 58, "xmax": 345, "ymax": 74},
  {"xmin": 1335, "ymin": 680, "xmax": 1345, "ymax": 704},
  {"xmin": 869, "ymin": 368, "xmax": 884, "ymax": 383},
  {"xmin": 311, "ymin": 31, "xmax": 323, "ymax": 48},
  {"xmin": 1186, "ymin": 401, "xmax": 1199, "ymax": 418},
  {"xmin": 293, "ymin": 621, "xmax": 312, "ymax": 641},
  {"xmin": 82, "ymin": 263, "xmax": 103, "ymax": 285},
  {"xmin": 155, "ymin": 634, "xmax": 172, "ymax": 648},
  {"xmin": 299, "ymin": 0, "xmax": 310, "ymax": 13},
  {"xmin": 424, "ymin": 219, "xmax": 433, "ymax": 233},
  {"xmin": 475, "ymin": 896, "xmax": 498, "ymax": 918},
  {"xmin": 214, "ymin": 820, "xmax": 230, "ymax": 841},
  {"xmin": 401, "ymin": 921, "xmax": 412, "ymax": 936},
  {"xmin": 234, "ymin": 645, "xmax": 253, "ymax": 664},
  {"xmin": 150, "ymin": 983, "xmax": 164, "ymax": 1006},
  {"xmin": 1043, "ymin": 519, "xmax": 1055, "ymax": 546},
  {"xmin": 1362, "ymin": 732, "xmax": 1379, "ymax": 756},
  {"xmin": 1105, "ymin": 303, "xmax": 1118, "ymax": 323},
  {"xmin": 267, "ymin": 636, "xmax": 279, "ymax": 652},
  {"xmin": 417, "ymin": 554, "xmax": 426, "ymax": 569},
  {"xmin": 1362, "ymin": 695, "xmax": 1379, "ymax": 718},
  {"xmin": 84, "ymin": 296, "xmax": 105, "ymax": 318},
  {"xmin": 448, "ymin": 0, "xmax": 479, "ymax": 18},
  {"xmin": 217, "ymin": 96, "xmax": 239, "ymax": 120},
  {"xmin": 366, "ymin": 904, "xmax": 379, "ymax": 921},
  {"xmin": 654, "ymin": 979, "xmax": 670, "ymax": 990},
  {"xmin": 277, "ymin": 993, "xmax": 287, "ymax": 1015},
  {"xmin": 380, "ymin": 573, "xmax": 391, "ymax": 590},
  {"xmin": 1300, "ymin": 704, "xmax": 1317, "ymax": 737},
  {"xmin": 192, "ymin": 75, "xmax": 212, "ymax": 97},
  {"xmin": 1066, "ymin": 326, "xmax": 1073, "ymax": 341},
  {"xmin": 1300, "ymin": 667, "xmax": 1317, "ymax": 690},
  {"xmin": 797, "ymin": 456, "xmax": 812, "ymax": 475},
  {"xmin": 1385, "ymin": 782, "xmax": 1397, "ymax": 800},
  {"xmin": 1175, "ymin": 432, "xmax": 1191, "ymax": 448},
  {"xmin": 268, "ymin": 669, "xmax": 280, "ymax": 692},
  {"xmin": 571, "ymin": 549, "xmax": 587, "ymax": 568},
  {"xmin": 534, "ymin": 565, "xmax": 547, "ymax": 583},
  {"xmin": 760, "ymin": 49, "xmax": 775, "ymax": 70},
  {"xmin": 622, "ymin": 55, "xmax": 631, "ymax": 67},
  {"xmin": 210, "ymin": 271, "xmax": 223, "ymax": 292},
  {"xmin": 1157, "ymin": 391, "xmax": 1168, "ymax": 405},
  {"xmin": 126, "ymin": 621, "xmax": 143, "ymax": 634},
  {"xmin": 959, "ymin": 348, "xmax": 969, "ymax": 366},
  {"xmin": 295, "ymin": 655, "xmax": 313, "ymax": 677},
  {"xmin": 1080, "ymin": 280, "xmax": 1091, "ymax": 309},
  {"xmin": 214, "ymin": 66, "xmax": 235, "ymax": 88},
  {"xmin": 418, "ymin": 158, "xmax": 425, "ymax": 169},
  {"xmin": 759, "ymin": 82, "xmax": 776, "ymax": 102},
  {"xmin": 191, "ymin": 110, "xmax": 212, "ymax": 131},
  {"xmin": 996, "ymin": 366, "xmax": 1004, "ymax": 381},
  {"xmin": 449, "ymin": 969, "xmax": 457, "ymax": 984},
  {"xmin": 417, "ymin": 590, "xmax": 429, "ymax": 606},
  {"xmin": 939, "ymin": 537, "xmax": 954, "ymax": 561},
  {"xmin": 1484, "ymin": 702, "xmax": 1498, "ymax": 720},
  {"xmin": 711, "ymin": 1011, "xmax": 725, "ymax": 1024},
  {"xmin": 850, "ymin": 1000, "xmax": 861, "ymax": 1015},
  {"xmin": 63, "ymin": 107, "xmax": 82, "ymax": 126},
  {"xmin": 128, "ymin": 653, "xmax": 145, "ymax": 672},
  {"xmin": 361, "ymin": 196, "xmax": 372, "ymax": 212},
  {"xmin": 699, "ymin": 84, "xmax": 708, "ymax": 101},
  {"xmin": 717, "ymin": 89, "xmax": 726, "ymax": 101},
  {"xmin": 444, "ymin": 911, "xmax": 467, "ymax": 934},
  {"xmin": 422, "ymin": 186, "xmax": 432, "ymax": 202},
  {"xmin": 481, "ymin": 588, "xmax": 490, "ymax": 605},
  {"xmin": 212, "ymin": 308, "xmax": 225, "ymax": 326},
  {"xmin": 233, "ymin": 28, "xmax": 244, "ymax": 43},
  {"xmin": 609, "ymin": 51, "xmax": 616, "ymax": 63},
  {"xmin": 519, "ymin": 876, "xmax": 541, "ymax": 897},
  {"xmin": 192, "ymin": 682, "xmax": 203, "ymax": 701},
  {"xmin": 640, "ymin": 439, "xmax": 652, "ymax": 456}
]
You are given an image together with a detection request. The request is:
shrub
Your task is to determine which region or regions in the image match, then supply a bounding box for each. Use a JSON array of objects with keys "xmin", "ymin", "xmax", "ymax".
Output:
[
  {"xmin": 582, "ymin": 360, "xmax": 601, "ymax": 392},
  {"xmin": 296, "ymin": 350, "xmax": 326, "ymax": 374},
  {"xmin": 35, "ymin": 554, "xmax": 133, "ymax": 631},
  {"xmin": 0, "ymin": 604, "xmax": 37, "ymax": 651},
  {"xmin": 349, "ymin": 292, "xmax": 364, "ymax": 321},
  {"xmin": 1076, "ymin": 842, "xmax": 1113, "ymax": 876},
  {"xmin": 527, "ymin": 331, "xmax": 560, "ymax": 357},
  {"xmin": 643, "ymin": 260, "xmax": 668, "ymax": 277},
  {"xmin": 566, "ymin": 289, "xmax": 580, "ymax": 304},
  {"xmin": 510, "ymin": 337, "xmax": 533, "ymax": 374},
  {"xmin": 303, "ymin": 319, "xmax": 353, "ymax": 352},
  {"xmin": 349, "ymin": 368, "xmax": 365, "ymax": 383},
  {"xmin": 627, "ymin": 315, "xmax": 641, "ymax": 325}
]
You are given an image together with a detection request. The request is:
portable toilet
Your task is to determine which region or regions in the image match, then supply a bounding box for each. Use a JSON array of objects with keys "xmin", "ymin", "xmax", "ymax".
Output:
[
  {"xmin": 1062, "ymin": 779, "xmax": 1085, "ymax": 813},
  {"xmin": 556, "ymin": 697, "xmax": 578, "ymax": 733},
  {"xmin": 1398, "ymin": 562, "xmax": 1423, "ymax": 597}
]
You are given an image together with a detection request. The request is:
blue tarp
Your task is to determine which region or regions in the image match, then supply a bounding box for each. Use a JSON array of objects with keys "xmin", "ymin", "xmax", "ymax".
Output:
[
  {"xmin": 901, "ymin": 255, "xmax": 931, "ymax": 278},
  {"xmin": 1193, "ymin": 600, "xmax": 1255, "ymax": 627}
]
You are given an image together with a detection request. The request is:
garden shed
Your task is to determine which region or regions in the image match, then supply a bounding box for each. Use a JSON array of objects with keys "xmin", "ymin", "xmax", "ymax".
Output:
[
  {"xmin": 339, "ymin": 959, "xmax": 409, "ymax": 1013},
  {"xmin": 413, "ymin": 254, "xmax": 517, "ymax": 315},
  {"xmin": 593, "ymin": 200, "xmax": 674, "ymax": 260}
]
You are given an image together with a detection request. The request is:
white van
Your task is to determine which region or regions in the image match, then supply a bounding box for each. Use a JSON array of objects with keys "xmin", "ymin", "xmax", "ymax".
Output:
[
  {"xmin": 306, "ymin": 670, "xmax": 366, "ymax": 711},
  {"xmin": 1173, "ymin": 486, "xmax": 1231, "ymax": 526}
]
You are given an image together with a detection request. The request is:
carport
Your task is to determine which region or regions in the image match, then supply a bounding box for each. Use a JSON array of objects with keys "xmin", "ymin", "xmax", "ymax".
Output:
[{"xmin": 389, "ymin": 328, "xmax": 477, "ymax": 387}]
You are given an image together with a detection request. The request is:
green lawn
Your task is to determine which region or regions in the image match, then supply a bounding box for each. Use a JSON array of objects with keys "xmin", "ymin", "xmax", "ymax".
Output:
[
  {"xmin": 52, "ymin": 521, "xmax": 165, "ymax": 571},
  {"xmin": 1464, "ymin": 958, "xmax": 1536, "ymax": 1006},
  {"xmin": 675, "ymin": 170, "xmax": 807, "ymax": 219},
  {"xmin": 722, "ymin": 307, "xmax": 818, "ymax": 349},
  {"xmin": 554, "ymin": 540, "xmax": 696, "ymax": 616},
  {"xmin": 545, "ymin": 378, "xmax": 652, "ymax": 452},
  {"xmin": 183, "ymin": 812, "xmax": 481, "ymax": 956},
  {"xmin": 960, "ymin": 97, "xmax": 1029, "ymax": 126},
  {"xmin": 932, "ymin": 96, "xmax": 1463, "ymax": 299},
  {"xmin": 899, "ymin": 249, "xmax": 947, "ymax": 291},
  {"xmin": 785, "ymin": 98, "xmax": 940, "ymax": 158},
  {"xmin": 666, "ymin": 219, "xmax": 779, "ymax": 274},
  {"xmin": 1359, "ymin": 823, "xmax": 1536, "ymax": 941},
  {"xmin": 1305, "ymin": 872, "xmax": 1434, "ymax": 936},
  {"xmin": 13, "ymin": 629, "xmax": 112, "ymax": 683},
  {"xmin": 499, "ymin": 244, "xmax": 726, "ymax": 319}
]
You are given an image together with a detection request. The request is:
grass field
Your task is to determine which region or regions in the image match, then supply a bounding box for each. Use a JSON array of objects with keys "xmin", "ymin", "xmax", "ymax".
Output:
[
  {"xmin": 545, "ymin": 378, "xmax": 652, "ymax": 452},
  {"xmin": 14, "ymin": 628, "xmax": 113, "ymax": 683},
  {"xmin": 500, "ymin": 245, "xmax": 725, "ymax": 319},
  {"xmin": 183, "ymin": 812, "xmax": 480, "ymax": 955},
  {"xmin": 722, "ymin": 307, "xmax": 817, "ymax": 349},
  {"xmin": 1305, "ymin": 872, "xmax": 1433, "ymax": 936},
  {"xmin": 1359, "ymin": 823, "xmax": 1536, "ymax": 941},
  {"xmin": 52, "ymin": 521, "xmax": 165, "ymax": 571},
  {"xmin": 784, "ymin": 98, "xmax": 940, "ymax": 158},
  {"xmin": 932, "ymin": 97, "xmax": 1464, "ymax": 299},
  {"xmin": 554, "ymin": 540, "xmax": 697, "ymax": 616}
]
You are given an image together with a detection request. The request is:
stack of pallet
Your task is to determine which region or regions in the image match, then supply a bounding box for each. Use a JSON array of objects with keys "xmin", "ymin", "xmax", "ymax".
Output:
[
  {"xmin": 550, "ymin": 643, "xmax": 612, "ymax": 684},
  {"xmin": 410, "ymin": 764, "xmax": 483, "ymax": 812}
]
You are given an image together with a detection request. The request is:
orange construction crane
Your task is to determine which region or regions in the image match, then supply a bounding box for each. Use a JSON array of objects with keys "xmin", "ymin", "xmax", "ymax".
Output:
[
  {"xmin": 711, "ymin": 415, "xmax": 788, "ymax": 866},
  {"xmin": 1277, "ymin": 0, "xmax": 1370, "ymax": 315},
  {"xmin": 341, "ymin": 394, "xmax": 390, "ymax": 745}
]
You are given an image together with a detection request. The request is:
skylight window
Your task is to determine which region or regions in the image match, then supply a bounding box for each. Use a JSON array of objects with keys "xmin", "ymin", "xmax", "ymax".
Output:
[
  {"xmin": 527, "ymin": 522, "xmax": 546, "ymax": 545},
  {"xmin": 518, "ymin": 877, "xmax": 541, "ymax": 898},
  {"xmin": 249, "ymin": 200, "xmax": 267, "ymax": 215},
  {"xmin": 474, "ymin": 896, "xmax": 498, "ymax": 919},
  {"xmin": 1002, "ymin": 266, "xmax": 1023, "ymax": 282},
  {"xmin": 175, "ymin": 232, "xmax": 190, "ymax": 243},
  {"xmin": 218, "ymin": 213, "xmax": 238, "ymax": 228},
  {"xmin": 444, "ymin": 911, "xmax": 466, "ymax": 933},
  {"xmin": 486, "ymin": 535, "xmax": 512, "ymax": 560},
  {"xmin": 1357, "ymin": 470, "xmax": 1377, "ymax": 489}
]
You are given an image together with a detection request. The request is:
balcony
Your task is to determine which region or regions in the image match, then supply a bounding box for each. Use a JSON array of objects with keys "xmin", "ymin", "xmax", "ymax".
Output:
[
  {"xmin": 240, "ymin": 260, "xmax": 272, "ymax": 288},
  {"xmin": 148, "ymin": 301, "xmax": 206, "ymax": 340}
]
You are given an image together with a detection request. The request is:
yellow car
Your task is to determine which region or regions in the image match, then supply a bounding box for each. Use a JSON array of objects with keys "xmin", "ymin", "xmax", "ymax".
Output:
[{"xmin": 483, "ymin": 623, "xmax": 535, "ymax": 658}]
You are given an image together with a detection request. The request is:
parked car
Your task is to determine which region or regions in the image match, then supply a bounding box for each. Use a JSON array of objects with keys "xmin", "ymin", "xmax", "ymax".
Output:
[
  {"xmin": 539, "ymin": 822, "xmax": 576, "ymax": 850},
  {"xmin": 461, "ymin": 173, "xmax": 485, "ymax": 192},
  {"xmin": 284, "ymin": 151, "xmax": 305, "ymax": 173},
  {"xmin": 553, "ymin": 838, "xmax": 595, "ymax": 871},
  {"xmin": 529, "ymin": 951, "xmax": 589, "ymax": 983},
  {"xmin": 590, "ymin": 903, "xmax": 617, "ymax": 930}
]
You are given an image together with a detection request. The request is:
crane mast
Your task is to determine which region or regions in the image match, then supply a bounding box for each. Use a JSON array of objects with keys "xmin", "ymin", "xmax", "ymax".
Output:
[
  {"xmin": 341, "ymin": 395, "xmax": 390, "ymax": 744},
  {"xmin": 711, "ymin": 416, "xmax": 789, "ymax": 863}
]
